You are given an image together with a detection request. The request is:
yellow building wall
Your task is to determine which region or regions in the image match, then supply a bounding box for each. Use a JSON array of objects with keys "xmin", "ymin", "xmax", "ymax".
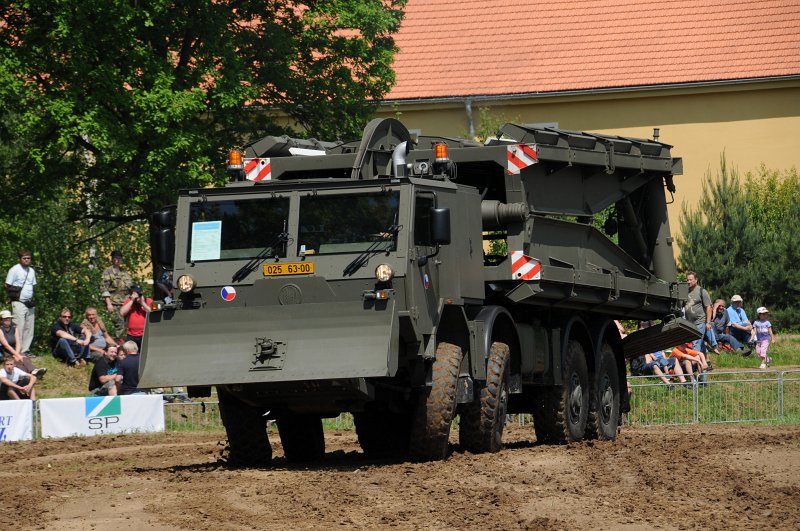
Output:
[{"xmin": 377, "ymin": 80, "xmax": 800, "ymax": 253}]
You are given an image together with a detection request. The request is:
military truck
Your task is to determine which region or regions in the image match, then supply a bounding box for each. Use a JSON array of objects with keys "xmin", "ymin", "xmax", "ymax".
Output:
[{"xmin": 142, "ymin": 118, "xmax": 697, "ymax": 464}]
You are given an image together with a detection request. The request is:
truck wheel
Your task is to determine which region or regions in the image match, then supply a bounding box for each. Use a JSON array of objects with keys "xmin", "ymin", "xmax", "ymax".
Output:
[
  {"xmin": 276, "ymin": 415, "xmax": 326, "ymax": 462},
  {"xmin": 354, "ymin": 410, "xmax": 412, "ymax": 458},
  {"xmin": 409, "ymin": 341, "xmax": 463, "ymax": 461},
  {"xmin": 217, "ymin": 388, "xmax": 272, "ymax": 467},
  {"xmin": 459, "ymin": 341, "xmax": 510, "ymax": 453},
  {"xmin": 533, "ymin": 340, "xmax": 589, "ymax": 444},
  {"xmin": 586, "ymin": 343, "xmax": 621, "ymax": 440}
]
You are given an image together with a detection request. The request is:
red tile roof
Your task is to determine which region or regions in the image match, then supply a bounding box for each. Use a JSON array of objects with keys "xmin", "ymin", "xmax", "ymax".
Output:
[{"xmin": 387, "ymin": 0, "xmax": 800, "ymax": 100}]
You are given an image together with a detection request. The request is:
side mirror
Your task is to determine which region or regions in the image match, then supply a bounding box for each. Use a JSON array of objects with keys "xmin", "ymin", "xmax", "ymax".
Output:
[
  {"xmin": 154, "ymin": 228, "xmax": 175, "ymax": 268},
  {"xmin": 430, "ymin": 207, "xmax": 451, "ymax": 245},
  {"xmin": 150, "ymin": 206, "xmax": 176, "ymax": 268}
]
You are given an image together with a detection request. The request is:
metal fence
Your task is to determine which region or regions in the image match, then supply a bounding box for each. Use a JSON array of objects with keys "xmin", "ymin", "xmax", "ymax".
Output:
[
  {"xmin": 626, "ymin": 369, "xmax": 800, "ymax": 426},
  {"xmin": 20, "ymin": 370, "xmax": 800, "ymax": 440}
]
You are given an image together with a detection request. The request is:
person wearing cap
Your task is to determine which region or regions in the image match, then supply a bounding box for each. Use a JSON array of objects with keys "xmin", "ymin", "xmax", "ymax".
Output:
[
  {"xmin": 753, "ymin": 307, "xmax": 775, "ymax": 369},
  {"xmin": 5, "ymin": 249, "xmax": 37, "ymax": 357},
  {"xmin": 100, "ymin": 250, "xmax": 133, "ymax": 339},
  {"xmin": 0, "ymin": 309, "xmax": 46, "ymax": 379},
  {"xmin": 119, "ymin": 284, "xmax": 151, "ymax": 350},
  {"xmin": 727, "ymin": 295, "xmax": 755, "ymax": 348}
]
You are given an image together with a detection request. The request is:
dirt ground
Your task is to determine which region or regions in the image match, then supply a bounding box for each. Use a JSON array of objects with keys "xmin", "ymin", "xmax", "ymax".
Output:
[{"xmin": 2, "ymin": 424, "xmax": 799, "ymax": 530}]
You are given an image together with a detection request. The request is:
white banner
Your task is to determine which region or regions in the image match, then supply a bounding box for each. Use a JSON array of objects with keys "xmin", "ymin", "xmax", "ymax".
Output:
[
  {"xmin": 40, "ymin": 395, "xmax": 165, "ymax": 438},
  {"xmin": 0, "ymin": 400, "xmax": 34, "ymax": 442}
]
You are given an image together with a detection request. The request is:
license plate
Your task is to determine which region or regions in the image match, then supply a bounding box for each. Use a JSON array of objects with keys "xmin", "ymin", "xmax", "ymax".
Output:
[{"xmin": 263, "ymin": 262, "xmax": 314, "ymax": 276}]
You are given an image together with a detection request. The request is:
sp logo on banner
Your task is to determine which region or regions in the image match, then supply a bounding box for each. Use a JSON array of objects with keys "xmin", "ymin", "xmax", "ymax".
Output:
[{"xmin": 85, "ymin": 396, "xmax": 122, "ymax": 432}]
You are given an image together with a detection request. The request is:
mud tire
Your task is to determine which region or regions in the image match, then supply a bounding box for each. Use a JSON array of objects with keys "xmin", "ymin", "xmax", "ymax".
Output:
[
  {"xmin": 409, "ymin": 341, "xmax": 463, "ymax": 461},
  {"xmin": 354, "ymin": 410, "xmax": 412, "ymax": 458},
  {"xmin": 532, "ymin": 340, "xmax": 589, "ymax": 444},
  {"xmin": 276, "ymin": 415, "xmax": 325, "ymax": 462},
  {"xmin": 217, "ymin": 388, "xmax": 272, "ymax": 467},
  {"xmin": 586, "ymin": 343, "xmax": 621, "ymax": 440},
  {"xmin": 459, "ymin": 341, "xmax": 510, "ymax": 453}
]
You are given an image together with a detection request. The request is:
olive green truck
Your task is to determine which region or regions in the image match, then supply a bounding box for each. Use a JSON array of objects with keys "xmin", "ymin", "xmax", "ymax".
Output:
[{"xmin": 141, "ymin": 118, "xmax": 697, "ymax": 465}]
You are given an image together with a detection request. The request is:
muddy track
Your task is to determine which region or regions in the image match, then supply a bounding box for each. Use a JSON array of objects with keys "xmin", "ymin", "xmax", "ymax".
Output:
[{"xmin": 2, "ymin": 424, "xmax": 798, "ymax": 530}]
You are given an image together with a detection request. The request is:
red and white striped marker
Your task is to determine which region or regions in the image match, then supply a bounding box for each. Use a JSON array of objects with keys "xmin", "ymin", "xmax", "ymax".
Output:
[
  {"xmin": 244, "ymin": 158, "xmax": 272, "ymax": 181},
  {"xmin": 510, "ymin": 250, "xmax": 541, "ymax": 280},
  {"xmin": 507, "ymin": 144, "xmax": 538, "ymax": 174}
]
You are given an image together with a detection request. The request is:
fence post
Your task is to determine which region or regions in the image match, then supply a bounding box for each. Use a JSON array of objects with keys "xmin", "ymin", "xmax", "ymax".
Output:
[
  {"xmin": 778, "ymin": 371, "xmax": 784, "ymax": 419},
  {"xmin": 693, "ymin": 379, "xmax": 699, "ymax": 424}
]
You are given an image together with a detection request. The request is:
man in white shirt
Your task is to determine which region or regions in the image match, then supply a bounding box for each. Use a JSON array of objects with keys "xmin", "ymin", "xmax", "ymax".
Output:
[
  {"xmin": 1, "ymin": 356, "xmax": 38, "ymax": 400},
  {"xmin": 5, "ymin": 249, "xmax": 37, "ymax": 357}
]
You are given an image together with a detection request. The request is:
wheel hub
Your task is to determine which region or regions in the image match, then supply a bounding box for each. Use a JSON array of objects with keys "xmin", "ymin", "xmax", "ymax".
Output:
[{"xmin": 569, "ymin": 373, "xmax": 583, "ymax": 420}]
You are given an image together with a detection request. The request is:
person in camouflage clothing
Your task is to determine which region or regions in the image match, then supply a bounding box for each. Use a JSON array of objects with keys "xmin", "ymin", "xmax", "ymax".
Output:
[{"xmin": 101, "ymin": 250, "xmax": 132, "ymax": 339}]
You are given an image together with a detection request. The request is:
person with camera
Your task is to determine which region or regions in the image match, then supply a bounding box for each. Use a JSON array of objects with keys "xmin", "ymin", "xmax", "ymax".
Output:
[
  {"xmin": 120, "ymin": 284, "xmax": 151, "ymax": 350},
  {"xmin": 5, "ymin": 249, "xmax": 37, "ymax": 357}
]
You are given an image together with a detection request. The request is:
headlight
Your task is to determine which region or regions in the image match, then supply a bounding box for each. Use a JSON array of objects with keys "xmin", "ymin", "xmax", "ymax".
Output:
[
  {"xmin": 177, "ymin": 275, "xmax": 195, "ymax": 293},
  {"xmin": 375, "ymin": 264, "xmax": 393, "ymax": 282}
]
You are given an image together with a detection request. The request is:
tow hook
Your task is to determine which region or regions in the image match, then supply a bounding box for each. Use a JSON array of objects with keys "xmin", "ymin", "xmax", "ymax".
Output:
[{"xmin": 252, "ymin": 338, "xmax": 286, "ymax": 370}]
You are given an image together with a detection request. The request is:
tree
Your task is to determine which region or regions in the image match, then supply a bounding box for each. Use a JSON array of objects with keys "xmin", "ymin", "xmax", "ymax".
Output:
[
  {"xmin": 0, "ymin": 0, "xmax": 406, "ymax": 222},
  {"xmin": 678, "ymin": 156, "xmax": 800, "ymax": 330}
]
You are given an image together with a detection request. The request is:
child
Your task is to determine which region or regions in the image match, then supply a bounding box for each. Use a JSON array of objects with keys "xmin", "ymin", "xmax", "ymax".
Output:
[
  {"xmin": 753, "ymin": 307, "xmax": 775, "ymax": 369},
  {"xmin": 670, "ymin": 342, "xmax": 711, "ymax": 373},
  {"xmin": 0, "ymin": 355, "xmax": 38, "ymax": 400}
]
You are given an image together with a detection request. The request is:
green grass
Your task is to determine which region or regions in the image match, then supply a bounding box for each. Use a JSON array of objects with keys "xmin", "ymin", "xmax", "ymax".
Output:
[
  {"xmin": 31, "ymin": 353, "xmax": 94, "ymax": 398},
  {"xmin": 709, "ymin": 333, "xmax": 800, "ymax": 369}
]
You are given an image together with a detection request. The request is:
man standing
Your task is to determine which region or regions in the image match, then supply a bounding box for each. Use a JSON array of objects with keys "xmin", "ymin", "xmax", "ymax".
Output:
[
  {"xmin": 684, "ymin": 271, "xmax": 718, "ymax": 354},
  {"xmin": 5, "ymin": 249, "xmax": 37, "ymax": 357},
  {"xmin": 727, "ymin": 294, "xmax": 755, "ymax": 348},
  {"xmin": 100, "ymin": 250, "xmax": 132, "ymax": 340}
]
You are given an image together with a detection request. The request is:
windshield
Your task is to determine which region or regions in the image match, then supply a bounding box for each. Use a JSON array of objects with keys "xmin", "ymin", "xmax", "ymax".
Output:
[
  {"xmin": 298, "ymin": 192, "xmax": 400, "ymax": 255},
  {"xmin": 188, "ymin": 198, "xmax": 290, "ymax": 261}
]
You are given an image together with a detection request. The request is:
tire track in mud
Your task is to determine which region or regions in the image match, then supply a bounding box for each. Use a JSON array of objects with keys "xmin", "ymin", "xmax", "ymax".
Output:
[{"xmin": 1, "ymin": 425, "xmax": 798, "ymax": 530}]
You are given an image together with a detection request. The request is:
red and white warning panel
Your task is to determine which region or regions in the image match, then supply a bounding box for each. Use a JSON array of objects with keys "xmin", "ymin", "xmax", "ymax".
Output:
[
  {"xmin": 510, "ymin": 250, "xmax": 541, "ymax": 281},
  {"xmin": 244, "ymin": 158, "xmax": 272, "ymax": 182},
  {"xmin": 506, "ymin": 144, "xmax": 538, "ymax": 175}
]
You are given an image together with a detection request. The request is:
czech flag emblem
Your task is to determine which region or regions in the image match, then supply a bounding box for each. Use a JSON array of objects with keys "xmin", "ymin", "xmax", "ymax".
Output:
[
  {"xmin": 423, "ymin": 273, "xmax": 430, "ymax": 290},
  {"xmin": 221, "ymin": 286, "xmax": 236, "ymax": 301}
]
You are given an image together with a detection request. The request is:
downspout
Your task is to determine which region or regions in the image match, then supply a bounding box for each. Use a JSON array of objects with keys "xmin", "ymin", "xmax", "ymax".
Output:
[{"xmin": 465, "ymin": 98, "xmax": 475, "ymax": 139}]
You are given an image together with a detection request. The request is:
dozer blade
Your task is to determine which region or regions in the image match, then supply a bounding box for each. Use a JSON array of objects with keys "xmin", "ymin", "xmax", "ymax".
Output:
[{"xmin": 621, "ymin": 318, "xmax": 701, "ymax": 359}]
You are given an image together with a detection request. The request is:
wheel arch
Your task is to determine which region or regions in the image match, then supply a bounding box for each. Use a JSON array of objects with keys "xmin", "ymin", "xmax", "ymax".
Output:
[
  {"xmin": 561, "ymin": 315, "xmax": 594, "ymax": 375},
  {"xmin": 472, "ymin": 305, "xmax": 521, "ymax": 377}
]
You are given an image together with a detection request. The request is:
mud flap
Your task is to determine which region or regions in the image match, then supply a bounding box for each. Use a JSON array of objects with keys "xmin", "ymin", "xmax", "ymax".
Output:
[{"xmin": 139, "ymin": 300, "xmax": 396, "ymax": 388}]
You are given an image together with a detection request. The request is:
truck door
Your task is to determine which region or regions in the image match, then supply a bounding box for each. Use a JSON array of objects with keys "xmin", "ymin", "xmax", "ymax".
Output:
[{"xmin": 409, "ymin": 191, "xmax": 440, "ymax": 333}]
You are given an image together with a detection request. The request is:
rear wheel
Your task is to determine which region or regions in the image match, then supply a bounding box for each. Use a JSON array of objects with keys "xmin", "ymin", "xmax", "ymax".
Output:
[
  {"xmin": 533, "ymin": 340, "xmax": 589, "ymax": 444},
  {"xmin": 459, "ymin": 341, "xmax": 510, "ymax": 453},
  {"xmin": 276, "ymin": 415, "xmax": 325, "ymax": 462},
  {"xmin": 409, "ymin": 341, "xmax": 463, "ymax": 461},
  {"xmin": 217, "ymin": 388, "xmax": 272, "ymax": 467},
  {"xmin": 586, "ymin": 343, "xmax": 621, "ymax": 440},
  {"xmin": 354, "ymin": 410, "xmax": 412, "ymax": 458}
]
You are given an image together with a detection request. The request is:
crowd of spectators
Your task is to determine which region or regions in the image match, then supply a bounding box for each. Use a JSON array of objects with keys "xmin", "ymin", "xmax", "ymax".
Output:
[
  {"xmin": 628, "ymin": 272, "xmax": 779, "ymax": 386},
  {"xmin": 1, "ymin": 249, "xmax": 175, "ymax": 401}
]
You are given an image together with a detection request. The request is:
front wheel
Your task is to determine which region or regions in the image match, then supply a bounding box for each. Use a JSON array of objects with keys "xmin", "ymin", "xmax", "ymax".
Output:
[
  {"xmin": 217, "ymin": 388, "xmax": 272, "ymax": 467},
  {"xmin": 409, "ymin": 341, "xmax": 463, "ymax": 461}
]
